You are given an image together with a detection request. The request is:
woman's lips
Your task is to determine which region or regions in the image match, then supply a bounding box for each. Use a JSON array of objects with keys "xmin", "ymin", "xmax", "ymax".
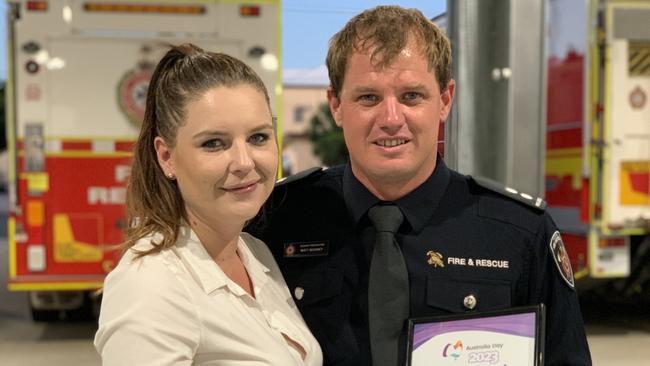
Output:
[{"xmin": 223, "ymin": 181, "xmax": 258, "ymax": 194}]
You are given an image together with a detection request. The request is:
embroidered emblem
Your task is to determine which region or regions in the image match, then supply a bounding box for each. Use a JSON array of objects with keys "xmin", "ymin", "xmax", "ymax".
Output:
[
  {"xmin": 117, "ymin": 66, "xmax": 152, "ymax": 127},
  {"xmin": 549, "ymin": 231, "xmax": 575, "ymax": 289},
  {"xmin": 284, "ymin": 244, "xmax": 296, "ymax": 257},
  {"xmin": 629, "ymin": 86, "xmax": 646, "ymax": 109},
  {"xmin": 426, "ymin": 251, "xmax": 445, "ymax": 267}
]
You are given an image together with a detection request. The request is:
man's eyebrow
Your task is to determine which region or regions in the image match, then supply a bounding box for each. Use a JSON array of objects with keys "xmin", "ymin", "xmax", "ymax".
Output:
[
  {"xmin": 350, "ymin": 86, "xmax": 378, "ymax": 94},
  {"xmin": 400, "ymin": 83, "xmax": 428, "ymax": 91}
]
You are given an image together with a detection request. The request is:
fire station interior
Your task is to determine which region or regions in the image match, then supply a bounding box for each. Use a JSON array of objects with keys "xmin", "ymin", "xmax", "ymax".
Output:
[{"xmin": 1, "ymin": 0, "xmax": 649, "ymax": 365}]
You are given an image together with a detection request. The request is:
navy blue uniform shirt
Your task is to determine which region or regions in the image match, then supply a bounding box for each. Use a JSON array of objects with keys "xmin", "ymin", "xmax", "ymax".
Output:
[{"xmin": 248, "ymin": 159, "xmax": 591, "ymax": 366}]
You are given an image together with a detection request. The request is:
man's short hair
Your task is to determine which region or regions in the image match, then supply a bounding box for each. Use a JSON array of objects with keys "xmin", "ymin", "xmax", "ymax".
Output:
[{"xmin": 326, "ymin": 5, "xmax": 452, "ymax": 97}]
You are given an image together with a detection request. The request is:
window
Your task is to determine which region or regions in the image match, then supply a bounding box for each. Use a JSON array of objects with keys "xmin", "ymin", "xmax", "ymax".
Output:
[{"xmin": 293, "ymin": 105, "xmax": 308, "ymax": 123}]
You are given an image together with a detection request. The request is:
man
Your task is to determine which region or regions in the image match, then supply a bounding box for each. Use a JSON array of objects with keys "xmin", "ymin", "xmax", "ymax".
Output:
[{"xmin": 250, "ymin": 6, "xmax": 591, "ymax": 366}]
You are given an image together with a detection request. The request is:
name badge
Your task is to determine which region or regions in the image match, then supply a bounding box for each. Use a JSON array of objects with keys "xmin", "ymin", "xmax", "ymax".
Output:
[{"xmin": 284, "ymin": 241, "xmax": 329, "ymax": 258}]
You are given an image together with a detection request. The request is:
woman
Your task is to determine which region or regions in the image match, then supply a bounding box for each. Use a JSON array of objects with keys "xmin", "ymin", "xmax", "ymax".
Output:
[{"xmin": 94, "ymin": 44, "xmax": 322, "ymax": 365}]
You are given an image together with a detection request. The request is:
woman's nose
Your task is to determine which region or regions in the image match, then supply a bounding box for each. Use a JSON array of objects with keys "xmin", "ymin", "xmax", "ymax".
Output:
[{"xmin": 229, "ymin": 141, "xmax": 254, "ymax": 174}]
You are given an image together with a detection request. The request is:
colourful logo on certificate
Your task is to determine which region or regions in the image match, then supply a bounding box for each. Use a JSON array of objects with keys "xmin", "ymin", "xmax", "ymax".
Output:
[
  {"xmin": 442, "ymin": 340, "xmax": 463, "ymax": 359},
  {"xmin": 409, "ymin": 309, "xmax": 541, "ymax": 366}
]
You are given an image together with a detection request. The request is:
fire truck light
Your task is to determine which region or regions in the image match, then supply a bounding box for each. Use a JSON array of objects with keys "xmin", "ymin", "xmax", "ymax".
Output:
[
  {"xmin": 46, "ymin": 57, "xmax": 66, "ymax": 70},
  {"xmin": 27, "ymin": 1, "xmax": 48, "ymax": 11},
  {"xmin": 34, "ymin": 50, "xmax": 49, "ymax": 65},
  {"xmin": 25, "ymin": 60, "xmax": 39, "ymax": 74},
  {"xmin": 62, "ymin": 5, "xmax": 73, "ymax": 23},
  {"xmin": 27, "ymin": 200, "xmax": 44, "ymax": 227},
  {"xmin": 83, "ymin": 3, "xmax": 205, "ymax": 14},
  {"xmin": 240, "ymin": 5, "xmax": 260, "ymax": 17},
  {"xmin": 261, "ymin": 53, "xmax": 278, "ymax": 71},
  {"xmin": 27, "ymin": 245, "xmax": 46, "ymax": 272}
]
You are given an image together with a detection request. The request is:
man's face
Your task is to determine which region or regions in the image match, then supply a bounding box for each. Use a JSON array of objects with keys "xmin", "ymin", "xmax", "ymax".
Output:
[{"xmin": 328, "ymin": 41, "xmax": 454, "ymax": 199}]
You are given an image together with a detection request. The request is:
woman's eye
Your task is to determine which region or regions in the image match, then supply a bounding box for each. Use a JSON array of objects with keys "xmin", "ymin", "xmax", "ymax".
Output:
[
  {"xmin": 249, "ymin": 133, "xmax": 270, "ymax": 145},
  {"xmin": 201, "ymin": 138, "xmax": 223, "ymax": 149}
]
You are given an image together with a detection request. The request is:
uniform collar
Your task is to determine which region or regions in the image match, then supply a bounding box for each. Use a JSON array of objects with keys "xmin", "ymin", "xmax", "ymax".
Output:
[
  {"xmin": 342, "ymin": 156, "xmax": 451, "ymax": 233},
  {"xmin": 342, "ymin": 164, "xmax": 380, "ymax": 225},
  {"xmin": 171, "ymin": 226, "xmax": 270, "ymax": 296}
]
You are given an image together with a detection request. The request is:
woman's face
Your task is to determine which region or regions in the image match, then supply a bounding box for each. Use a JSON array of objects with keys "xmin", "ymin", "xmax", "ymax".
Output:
[{"xmin": 156, "ymin": 84, "xmax": 278, "ymax": 228}]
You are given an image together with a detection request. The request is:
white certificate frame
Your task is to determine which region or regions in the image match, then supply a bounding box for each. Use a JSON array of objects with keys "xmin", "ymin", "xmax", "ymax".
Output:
[{"xmin": 406, "ymin": 304, "xmax": 545, "ymax": 366}]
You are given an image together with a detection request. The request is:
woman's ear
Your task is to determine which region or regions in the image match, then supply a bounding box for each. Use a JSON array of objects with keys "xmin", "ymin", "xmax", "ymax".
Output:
[{"xmin": 154, "ymin": 136, "xmax": 174, "ymax": 177}]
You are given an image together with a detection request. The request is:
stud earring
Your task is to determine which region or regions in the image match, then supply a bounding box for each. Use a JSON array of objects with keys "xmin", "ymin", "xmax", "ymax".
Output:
[{"xmin": 167, "ymin": 172, "xmax": 175, "ymax": 180}]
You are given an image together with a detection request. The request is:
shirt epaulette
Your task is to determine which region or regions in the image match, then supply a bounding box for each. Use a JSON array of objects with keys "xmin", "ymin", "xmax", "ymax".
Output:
[
  {"xmin": 469, "ymin": 175, "xmax": 547, "ymax": 211},
  {"xmin": 275, "ymin": 167, "xmax": 323, "ymax": 187}
]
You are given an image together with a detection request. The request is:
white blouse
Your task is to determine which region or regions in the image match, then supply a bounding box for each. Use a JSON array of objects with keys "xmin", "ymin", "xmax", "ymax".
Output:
[{"xmin": 94, "ymin": 227, "xmax": 323, "ymax": 366}]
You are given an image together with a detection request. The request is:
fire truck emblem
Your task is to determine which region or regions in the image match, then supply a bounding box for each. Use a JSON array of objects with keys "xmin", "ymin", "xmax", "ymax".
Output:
[
  {"xmin": 426, "ymin": 250, "xmax": 445, "ymax": 268},
  {"xmin": 117, "ymin": 66, "xmax": 152, "ymax": 128},
  {"xmin": 549, "ymin": 231, "xmax": 575, "ymax": 289},
  {"xmin": 629, "ymin": 86, "xmax": 646, "ymax": 110}
]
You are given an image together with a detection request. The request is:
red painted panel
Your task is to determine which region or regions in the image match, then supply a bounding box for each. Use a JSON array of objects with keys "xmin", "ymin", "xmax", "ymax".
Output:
[
  {"xmin": 115, "ymin": 141, "xmax": 136, "ymax": 152},
  {"xmin": 629, "ymin": 172, "xmax": 650, "ymax": 194},
  {"xmin": 547, "ymin": 51, "xmax": 584, "ymax": 126},
  {"xmin": 547, "ymin": 128, "xmax": 583, "ymax": 149},
  {"xmin": 546, "ymin": 175, "xmax": 581, "ymax": 207},
  {"xmin": 61, "ymin": 141, "xmax": 92, "ymax": 151},
  {"xmin": 14, "ymin": 155, "xmax": 128, "ymax": 278},
  {"xmin": 561, "ymin": 233, "xmax": 588, "ymax": 274}
]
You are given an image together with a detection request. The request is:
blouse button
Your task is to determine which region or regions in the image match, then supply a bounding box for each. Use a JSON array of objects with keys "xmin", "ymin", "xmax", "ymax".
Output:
[{"xmin": 294, "ymin": 287, "xmax": 305, "ymax": 301}]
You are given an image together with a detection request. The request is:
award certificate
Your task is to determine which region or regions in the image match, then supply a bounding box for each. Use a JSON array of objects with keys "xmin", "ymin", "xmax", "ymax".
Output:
[{"xmin": 406, "ymin": 305, "xmax": 545, "ymax": 366}]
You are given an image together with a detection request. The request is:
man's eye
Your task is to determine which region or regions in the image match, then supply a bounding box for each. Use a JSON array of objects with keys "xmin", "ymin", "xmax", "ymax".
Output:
[
  {"xmin": 358, "ymin": 94, "xmax": 379, "ymax": 104},
  {"xmin": 402, "ymin": 92, "xmax": 422, "ymax": 102},
  {"xmin": 201, "ymin": 139, "xmax": 224, "ymax": 149},
  {"xmin": 249, "ymin": 133, "xmax": 270, "ymax": 145}
]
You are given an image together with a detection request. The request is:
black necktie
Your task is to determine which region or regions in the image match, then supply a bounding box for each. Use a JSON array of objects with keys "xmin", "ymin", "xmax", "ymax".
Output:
[{"xmin": 367, "ymin": 204, "xmax": 409, "ymax": 366}]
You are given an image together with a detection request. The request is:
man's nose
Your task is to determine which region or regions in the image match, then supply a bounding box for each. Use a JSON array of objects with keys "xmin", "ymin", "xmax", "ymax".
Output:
[{"xmin": 378, "ymin": 96, "xmax": 405, "ymax": 131}]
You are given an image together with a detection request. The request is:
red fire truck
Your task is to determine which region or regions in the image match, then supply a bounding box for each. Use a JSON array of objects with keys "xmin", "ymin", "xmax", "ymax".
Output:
[
  {"xmin": 545, "ymin": 0, "xmax": 650, "ymax": 293},
  {"xmin": 5, "ymin": 0, "xmax": 280, "ymax": 320},
  {"xmin": 446, "ymin": 0, "xmax": 650, "ymax": 295}
]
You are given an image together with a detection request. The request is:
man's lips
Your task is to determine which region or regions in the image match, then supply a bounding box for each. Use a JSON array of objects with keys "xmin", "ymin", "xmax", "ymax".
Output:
[{"xmin": 372, "ymin": 137, "xmax": 411, "ymax": 147}]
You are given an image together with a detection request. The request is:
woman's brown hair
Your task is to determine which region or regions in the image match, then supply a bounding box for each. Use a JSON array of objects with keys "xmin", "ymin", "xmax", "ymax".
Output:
[{"xmin": 124, "ymin": 43, "xmax": 270, "ymax": 257}]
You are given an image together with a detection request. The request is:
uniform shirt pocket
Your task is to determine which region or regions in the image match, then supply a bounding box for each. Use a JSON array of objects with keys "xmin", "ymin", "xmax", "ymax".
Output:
[
  {"xmin": 426, "ymin": 274, "xmax": 512, "ymax": 313},
  {"xmin": 287, "ymin": 267, "xmax": 357, "ymax": 364},
  {"xmin": 290, "ymin": 267, "xmax": 344, "ymax": 306}
]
